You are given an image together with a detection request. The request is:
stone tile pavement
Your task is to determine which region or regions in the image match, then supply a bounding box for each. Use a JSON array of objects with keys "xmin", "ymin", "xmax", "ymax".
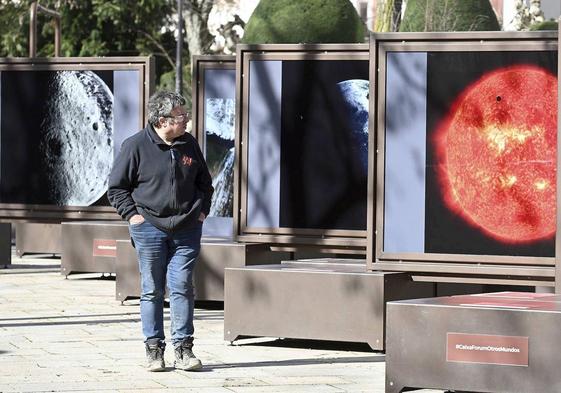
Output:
[{"xmin": 0, "ymin": 251, "xmax": 444, "ymax": 393}]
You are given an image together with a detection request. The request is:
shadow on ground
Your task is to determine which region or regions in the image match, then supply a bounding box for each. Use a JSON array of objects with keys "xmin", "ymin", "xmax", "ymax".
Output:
[
  {"xmin": 234, "ymin": 337, "xmax": 377, "ymax": 353},
  {"xmin": 196, "ymin": 354, "xmax": 383, "ymax": 372}
]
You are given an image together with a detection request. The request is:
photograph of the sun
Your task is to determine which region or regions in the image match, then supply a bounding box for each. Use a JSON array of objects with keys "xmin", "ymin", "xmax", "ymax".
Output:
[{"xmin": 435, "ymin": 65, "xmax": 557, "ymax": 244}]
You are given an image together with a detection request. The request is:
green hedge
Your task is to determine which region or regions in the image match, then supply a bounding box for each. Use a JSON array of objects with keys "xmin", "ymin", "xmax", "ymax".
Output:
[
  {"xmin": 529, "ymin": 20, "xmax": 559, "ymax": 31},
  {"xmin": 400, "ymin": 0, "xmax": 500, "ymax": 32},
  {"xmin": 242, "ymin": 0, "xmax": 365, "ymax": 44}
]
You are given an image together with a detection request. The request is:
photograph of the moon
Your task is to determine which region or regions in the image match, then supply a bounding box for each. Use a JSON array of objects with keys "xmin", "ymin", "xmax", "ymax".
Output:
[
  {"xmin": 0, "ymin": 70, "xmax": 114, "ymax": 206},
  {"xmin": 424, "ymin": 51, "xmax": 558, "ymax": 257},
  {"xmin": 42, "ymin": 71, "xmax": 113, "ymax": 206},
  {"xmin": 279, "ymin": 60, "xmax": 369, "ymax": 231},
  {"xmin": 205, "ymin": 97, "xmax": 235, "ymax": 217}
]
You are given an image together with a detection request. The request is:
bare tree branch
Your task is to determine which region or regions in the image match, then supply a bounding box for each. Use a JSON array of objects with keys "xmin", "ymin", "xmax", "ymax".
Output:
[{"xmin": 138, "ymin": 29, "xmax": 175, "ymax": 69}]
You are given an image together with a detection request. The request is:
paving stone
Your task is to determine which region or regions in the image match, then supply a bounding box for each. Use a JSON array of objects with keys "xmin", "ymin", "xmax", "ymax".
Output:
[
  {"xmin": 0, "ymin": 252, "xmax": 447, "ymax": 393},
  {"xmin": 225, "ymin": 384, "xmax": 344, "ymax": 392},
  {"xmin": 118, "ymin": 388, "xmax": 233, "ymax": 393}
]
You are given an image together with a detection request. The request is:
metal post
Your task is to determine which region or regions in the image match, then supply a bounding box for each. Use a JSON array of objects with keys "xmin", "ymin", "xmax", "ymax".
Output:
[
  {"xmin": 29, "ymin": 1, "xmax": 38, "ymax": 57},
  {"xmin": 52, "ymin": 12, "xmax": 61, "ymax": 57},
  {"xmin": 176, "ymin": 0, "xmax": 184, "ymax": 94},
  {"xmin": 29, "ymin": 1, "xmax": 62, "ymax": 57}
]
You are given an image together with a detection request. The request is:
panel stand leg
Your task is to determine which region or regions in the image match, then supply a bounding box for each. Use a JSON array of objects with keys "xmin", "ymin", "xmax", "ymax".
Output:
[{"xmin": 0, "ymin": 223, "xmax": 11, "ymax": 267}]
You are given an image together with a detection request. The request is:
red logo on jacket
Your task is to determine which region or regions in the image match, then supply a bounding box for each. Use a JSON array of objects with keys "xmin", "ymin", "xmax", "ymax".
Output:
[{"xmin": 181, "ymin": 155, "xmax": 193, "ymax": 166}]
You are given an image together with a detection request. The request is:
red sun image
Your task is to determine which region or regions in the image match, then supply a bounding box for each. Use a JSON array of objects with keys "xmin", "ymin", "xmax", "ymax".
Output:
[{"xmin": 435, "ymin": 65, "xmax": 557, "ymax": 244}]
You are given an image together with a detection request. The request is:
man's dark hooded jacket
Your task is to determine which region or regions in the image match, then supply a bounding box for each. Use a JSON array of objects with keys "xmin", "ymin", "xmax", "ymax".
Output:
[{"xmin": 107, "ymin": 124, "xmax": 214, "ymax": 232}]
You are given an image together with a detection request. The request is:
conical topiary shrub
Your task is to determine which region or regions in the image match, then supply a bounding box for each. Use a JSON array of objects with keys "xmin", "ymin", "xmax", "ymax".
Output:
[
  {"xmin": 399, "ymin": 0, "xmax": 500, "ymax": 32},
  {"xmin": 241, "ymin": 0, "xmax": 366, "ymax": 44}
]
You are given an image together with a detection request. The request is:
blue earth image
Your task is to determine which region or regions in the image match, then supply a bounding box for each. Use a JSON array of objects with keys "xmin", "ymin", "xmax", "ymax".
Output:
[{"xmin": 337, "ymin": 79, "xmax": 369, "ymax": 174}]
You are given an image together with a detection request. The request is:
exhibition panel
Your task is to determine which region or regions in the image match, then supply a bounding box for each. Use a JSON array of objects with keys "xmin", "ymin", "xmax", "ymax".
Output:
[
  {"xmin": 0, "ymin": 56, "xmax": 154, "ymax": 220},
  {"xmin": 235, "ymin": 44, "xmax": 369, "ymax": 250},
  {"xmin": 368, "ymin": 32, "xmax": 559, "ymax": 283},
  {"xmin": 192, "ymin": 56, "xmax": 236, "ymax": 238}
]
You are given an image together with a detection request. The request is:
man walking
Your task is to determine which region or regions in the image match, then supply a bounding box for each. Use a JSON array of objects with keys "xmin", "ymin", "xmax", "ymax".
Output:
[{"xmin": 108, "ymin": 91, "xmax": 213, "ymax": 371}]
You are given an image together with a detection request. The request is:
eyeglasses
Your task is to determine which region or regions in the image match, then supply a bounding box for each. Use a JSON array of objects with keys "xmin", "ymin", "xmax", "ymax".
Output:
[{"xmin": 165, "ymin": 113, "xmax": 190, "ymax": 123}]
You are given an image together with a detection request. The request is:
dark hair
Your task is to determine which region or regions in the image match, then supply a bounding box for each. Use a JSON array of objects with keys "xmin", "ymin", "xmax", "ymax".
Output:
[{"xmin": 147, "ymin": 91, "xmax": 186, "ymax": 126}]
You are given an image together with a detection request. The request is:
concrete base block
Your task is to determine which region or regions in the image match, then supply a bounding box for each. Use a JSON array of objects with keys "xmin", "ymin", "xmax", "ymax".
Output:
[
  {"xmin": 15, "ymin": 222, "xmax": 61, "ymax": 257},
  {"xmin": 115, "ymin": 238, "xmax": 289, "ymax": 302},
  {"xmin": 60, "ymin": 221, "xmax": 129, "ymax": 277},
  {"xmin": 386, "ymin": 292, "xmax": 561, "ymax": 393},
  {"xmin": 224, "ymin": 261, "xmax": 434, "ymax": 350}
]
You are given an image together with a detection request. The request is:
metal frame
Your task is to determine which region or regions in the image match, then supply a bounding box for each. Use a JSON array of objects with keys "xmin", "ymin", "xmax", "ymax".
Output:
[
  {"xmin": 367, "ymin": 32, "xmax": 559, "ymax": 281},
  {"xmin": 191, "ymin": 55, "xmax": 236, "ymax": 144},
  {"xmin": 557, "ymin": 19, "xmax": 561, "ymax": 293},
  {"xmin": 191, "ymin": 55, "xmax": 236, "ymax": 237},
  {"xmin": 235, "ymin": 44, "xmax": 369, "ymax": 249},
  {"xmin": 0, "ymin": 56, "xmax": 155, "ymax": 221}
]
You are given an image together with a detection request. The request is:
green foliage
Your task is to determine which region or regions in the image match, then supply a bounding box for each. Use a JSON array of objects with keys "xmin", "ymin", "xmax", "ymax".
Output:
[
  {"xmin": 0, "ymin": 0, "xmax": 177, "ymax": 88},
  {"xmin": 400, "ymin": 0, "xmax": 500, "ymax": 32},
  {"xmin": 0, "ymin": 0, "xmax": 29, "ymax": 57},
  {"xmin": 529, "ymin": 20, "xmax": 559, "ymax": 31},
  {"xmin": 242, "ymin": 0, "xmax": 365, "ymax": 44},
  {"xmin": 159, "ymin": 65, "xmax": 193, "ymax": 110}
]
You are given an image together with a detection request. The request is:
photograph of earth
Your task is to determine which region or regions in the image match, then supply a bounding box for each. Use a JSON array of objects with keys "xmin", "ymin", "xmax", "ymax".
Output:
[
  {"xmin": 0, "ymin": 70, "xmax": 120, "ymax": 207},
  {"xmin": 424, "ymin": 50, "xmax": 558, "ymax": 257},
  {"xmin": 279, "ymin": 59, "xmax": 369, "ymax": 231}
]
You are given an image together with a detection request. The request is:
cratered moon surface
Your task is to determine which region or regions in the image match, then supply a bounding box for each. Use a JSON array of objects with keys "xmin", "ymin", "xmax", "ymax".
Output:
[{"xmin": 42, "ymin": 71, "xmax": 113, "ymax": 206}]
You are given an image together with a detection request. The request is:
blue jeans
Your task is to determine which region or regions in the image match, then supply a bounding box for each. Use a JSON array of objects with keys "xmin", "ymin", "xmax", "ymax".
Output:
[{"xmin": 129, "ymin": 220, "xmax": 202, "ymax": 346}]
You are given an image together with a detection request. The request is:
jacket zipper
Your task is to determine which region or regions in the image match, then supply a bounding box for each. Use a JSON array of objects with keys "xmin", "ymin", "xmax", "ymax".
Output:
[{"xmin": 170, "ymin": 149, "xmax": 177, "ymax": 227}]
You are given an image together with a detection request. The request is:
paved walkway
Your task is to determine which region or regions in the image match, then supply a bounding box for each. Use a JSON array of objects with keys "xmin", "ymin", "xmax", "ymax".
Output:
[{"xmin": 1, "ymin": 251, "xmax": 443, "ymax": 393}]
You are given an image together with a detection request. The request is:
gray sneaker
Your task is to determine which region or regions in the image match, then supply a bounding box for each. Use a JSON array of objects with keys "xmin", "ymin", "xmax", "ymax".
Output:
[
  {"xmin": 174, "ymin": 339, "xmax": 202, "ymax": 371},
  {"xmin": 145, "ymin": 342, "xmax": 165, "ymax": 372}
]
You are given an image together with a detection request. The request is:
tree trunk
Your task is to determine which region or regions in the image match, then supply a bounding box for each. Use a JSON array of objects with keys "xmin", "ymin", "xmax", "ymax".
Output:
[{"xmin": 183, "ymin": 0, "xmax": 215, "ymax": 56}]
